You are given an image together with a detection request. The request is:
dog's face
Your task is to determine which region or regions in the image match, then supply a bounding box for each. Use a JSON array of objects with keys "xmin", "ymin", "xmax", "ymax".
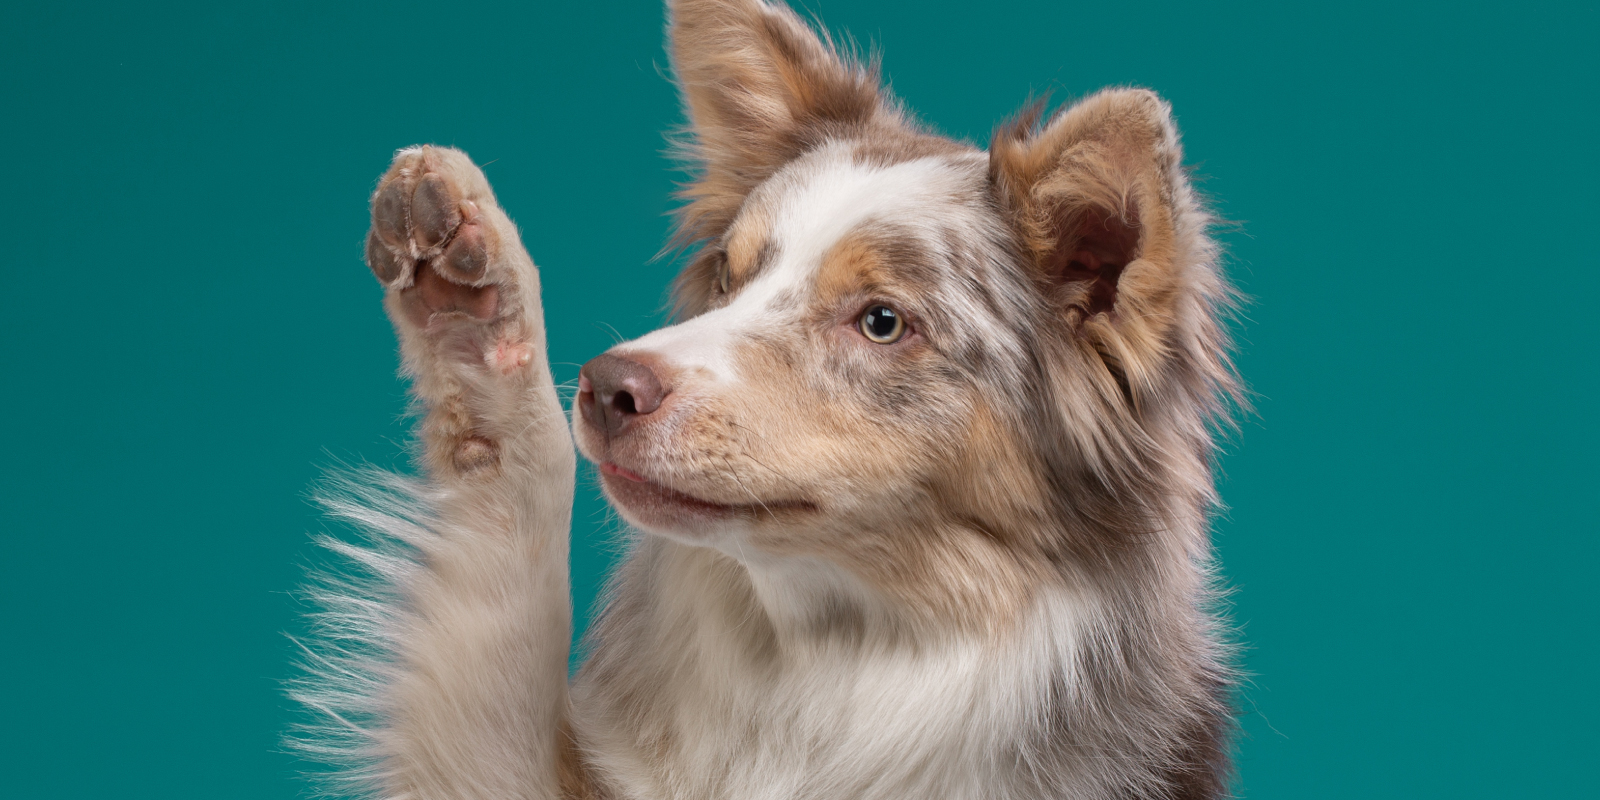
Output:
[
  {"xmin": 573, "ymin": 0, "xmax": 1230, "ymax": 615},
  {"xmin": 575, "ymin": 142, "xmax": 1034, "ymax": 549}
]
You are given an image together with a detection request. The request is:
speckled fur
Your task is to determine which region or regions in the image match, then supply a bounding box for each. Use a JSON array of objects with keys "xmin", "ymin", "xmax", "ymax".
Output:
[{"xmin": 294, "ymin": 2, "xmax": 1244, "ymax": 799}]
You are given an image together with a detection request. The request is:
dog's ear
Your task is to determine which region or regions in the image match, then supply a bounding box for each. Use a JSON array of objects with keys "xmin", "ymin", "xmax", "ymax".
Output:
[
  {"xmin": 668, "ymin": 0, "xmax": 887, "ymax": 243},
  {"xmin": 990, "ymin": 89, "xmax": 1210, "ymax": 394}
]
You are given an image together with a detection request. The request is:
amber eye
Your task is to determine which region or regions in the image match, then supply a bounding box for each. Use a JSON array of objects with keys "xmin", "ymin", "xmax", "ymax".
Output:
[{"xmin": 858, "ymin": 304, "xmax": 905, "ymax": 344}]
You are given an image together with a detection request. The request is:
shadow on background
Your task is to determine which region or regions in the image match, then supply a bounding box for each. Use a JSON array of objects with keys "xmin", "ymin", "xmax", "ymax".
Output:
[{"xmin": 1, "ymin": 1, "xmax": 1594, "ymax": 797}]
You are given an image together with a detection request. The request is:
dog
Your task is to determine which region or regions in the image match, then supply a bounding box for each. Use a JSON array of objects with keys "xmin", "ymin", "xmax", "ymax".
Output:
[{"xmin": 295, "ymin": 1, "xmax": 1244, "ymax": 798}]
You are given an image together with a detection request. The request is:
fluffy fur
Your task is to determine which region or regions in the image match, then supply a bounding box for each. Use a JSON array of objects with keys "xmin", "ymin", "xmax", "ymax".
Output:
[{"xmin": 294, "ymin": 2, "xmax": 1244, "ymax": 799}]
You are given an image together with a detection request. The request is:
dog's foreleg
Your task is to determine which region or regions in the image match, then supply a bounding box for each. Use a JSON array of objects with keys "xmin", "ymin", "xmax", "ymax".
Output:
[{"xmin": 356, "ymin": 145, "xmax": 576, "ymax": 800}]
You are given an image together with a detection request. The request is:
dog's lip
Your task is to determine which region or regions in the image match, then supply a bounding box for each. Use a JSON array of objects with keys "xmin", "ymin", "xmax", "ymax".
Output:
[
  {"xmin": 598, "ymin": 461, "xmax": 815, "ymax": 516},
  {"xmin": 600, "ymin": 461, "xmax": 650, "ymax": 484}
]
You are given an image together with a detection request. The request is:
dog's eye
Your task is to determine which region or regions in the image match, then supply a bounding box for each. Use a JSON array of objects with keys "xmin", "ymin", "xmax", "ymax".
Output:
[
  {"xmin": 716, "ymin": 260, "xmax": 731, "ymax": 294},
  {"xmin": 858, "ymin": 305, "xmax": 905, "ymax": 344}
]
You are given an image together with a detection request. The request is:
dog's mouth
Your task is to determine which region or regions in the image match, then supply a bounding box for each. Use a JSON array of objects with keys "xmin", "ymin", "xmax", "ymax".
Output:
[{"xmin": 598, "ymin": 461, "xmax": 815, "ymax": 532}]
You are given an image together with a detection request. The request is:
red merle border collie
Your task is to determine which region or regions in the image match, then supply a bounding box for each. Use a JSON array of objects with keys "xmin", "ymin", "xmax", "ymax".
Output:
[{"xmin": 295, "ymin": 1, "xmax": 1245, "ymax": 798}]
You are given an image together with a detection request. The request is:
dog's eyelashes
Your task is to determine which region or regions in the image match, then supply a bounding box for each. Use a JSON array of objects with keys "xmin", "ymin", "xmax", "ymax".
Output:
[{"xmin": 858, "ymin": 305, "xmax": 906, "ymax": 344}]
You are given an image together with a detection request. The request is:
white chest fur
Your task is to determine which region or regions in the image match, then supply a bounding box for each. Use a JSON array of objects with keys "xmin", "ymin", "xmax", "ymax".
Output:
[{"xmin": 573, "ymin": 540, "xmax": 1095, "ymax": 800}]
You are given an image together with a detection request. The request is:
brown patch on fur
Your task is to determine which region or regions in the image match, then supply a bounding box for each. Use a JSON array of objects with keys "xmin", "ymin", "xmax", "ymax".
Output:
[
  {"xmin": 723, "ymin": 204, "xmax": 775, "ymax": 287},
  {"xmin": 839, "ymin": 523, "xmax": 1036, "ymax": 633},
  {"xmin": 417, "ymin": 394, "xmax": 475, "ymax": 473},
  {"xmin": 451, "ymin": 435, "xmax": 501, "ymax": 473},
  {"xmin": 936, "ymin": 397, "xmax": 1053, "ymax": 551},
  {"xmin": 814, "ymin": 225, "xmax": 934, "ymax": 302}
]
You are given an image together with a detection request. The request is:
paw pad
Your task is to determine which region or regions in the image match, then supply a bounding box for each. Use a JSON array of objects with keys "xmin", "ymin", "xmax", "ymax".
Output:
[
  {"xmin": 410, "ymin": 173, "xmax": 462, "ymax": 250},
  {"xmin": 365, "ymin": 147, "xmax": 510, "ymax": 325}
]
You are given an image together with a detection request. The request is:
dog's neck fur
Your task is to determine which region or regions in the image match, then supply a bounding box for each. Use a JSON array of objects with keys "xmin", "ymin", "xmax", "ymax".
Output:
[
  {"xmin": 573, "ymin": 531, "xmax": 1218, "ymax": 800},
  {"xmin": 572, "ymin": 456, "xmax": 1221, "ymax": 800}
]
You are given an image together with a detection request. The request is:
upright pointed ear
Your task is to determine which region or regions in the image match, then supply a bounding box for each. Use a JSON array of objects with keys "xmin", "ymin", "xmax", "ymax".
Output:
[
  {"xmin": 990, "ymin": 89, "xmax": 1212, "ymax": 392},
  {"xmin": 668, "ymin": 0, "xmax": 888, "ymax": 242}
]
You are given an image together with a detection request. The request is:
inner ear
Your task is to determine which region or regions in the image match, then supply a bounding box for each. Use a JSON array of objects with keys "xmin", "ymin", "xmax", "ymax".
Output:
[{"xmin": 1045, "ymin": 204, "xmax": 1141, "ymax": 318}]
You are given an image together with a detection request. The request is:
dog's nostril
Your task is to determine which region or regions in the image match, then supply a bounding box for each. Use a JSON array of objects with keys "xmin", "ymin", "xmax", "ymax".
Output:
[{"xmin": 612, "ymin": 390, "xmax": 638, "ymax": 416}]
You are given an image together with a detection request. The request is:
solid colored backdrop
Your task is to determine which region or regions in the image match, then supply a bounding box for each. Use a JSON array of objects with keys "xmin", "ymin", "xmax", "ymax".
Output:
[{"xmin": 2, "ymin": 1, "xmax": 1594, "ymax": 797}]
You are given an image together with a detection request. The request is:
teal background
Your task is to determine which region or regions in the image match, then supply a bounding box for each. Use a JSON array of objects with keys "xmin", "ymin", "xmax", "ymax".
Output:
[{"xmin": 2, "ymin": 1, "xmax": 1594, "ymax": 797}]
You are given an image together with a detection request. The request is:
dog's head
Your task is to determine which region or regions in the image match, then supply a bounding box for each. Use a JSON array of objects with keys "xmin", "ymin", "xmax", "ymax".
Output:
[{"xmin": 573, "ymin": 0, "xmax": 1236, "ymax": 619}]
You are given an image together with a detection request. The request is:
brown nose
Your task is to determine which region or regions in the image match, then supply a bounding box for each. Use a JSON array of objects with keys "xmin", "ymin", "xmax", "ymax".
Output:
[{"xmin": 579, "ymin": 353, "xmax": 669, "ymax": 436}]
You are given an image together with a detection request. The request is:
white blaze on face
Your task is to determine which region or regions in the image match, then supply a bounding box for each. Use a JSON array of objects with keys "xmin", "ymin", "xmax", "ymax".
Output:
[{"xmin": 621, "ymin": 143, "xmax": 975, "ymax": 382}]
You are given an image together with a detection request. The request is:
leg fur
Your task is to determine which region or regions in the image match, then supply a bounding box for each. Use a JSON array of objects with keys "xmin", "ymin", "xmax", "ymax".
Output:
[{"xmin": 297, "ymin": 146, "xmax": 575, "ymax": 800}]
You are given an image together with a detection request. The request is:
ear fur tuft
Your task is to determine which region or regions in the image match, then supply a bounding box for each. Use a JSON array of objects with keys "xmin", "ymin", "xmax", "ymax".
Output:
[
  {"xmin": 667, "ymin": 0, "xmax": 890, "ymax": 248},
  {"xmin": 989, "ymin": 88, "xmax": 1201, "ymax": 393}
]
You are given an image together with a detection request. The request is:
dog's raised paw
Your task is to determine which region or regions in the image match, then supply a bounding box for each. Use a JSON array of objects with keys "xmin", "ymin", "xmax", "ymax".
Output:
[{"xmin": 364, "ymin": 146, "xmax": 516, "ymax": 330}]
